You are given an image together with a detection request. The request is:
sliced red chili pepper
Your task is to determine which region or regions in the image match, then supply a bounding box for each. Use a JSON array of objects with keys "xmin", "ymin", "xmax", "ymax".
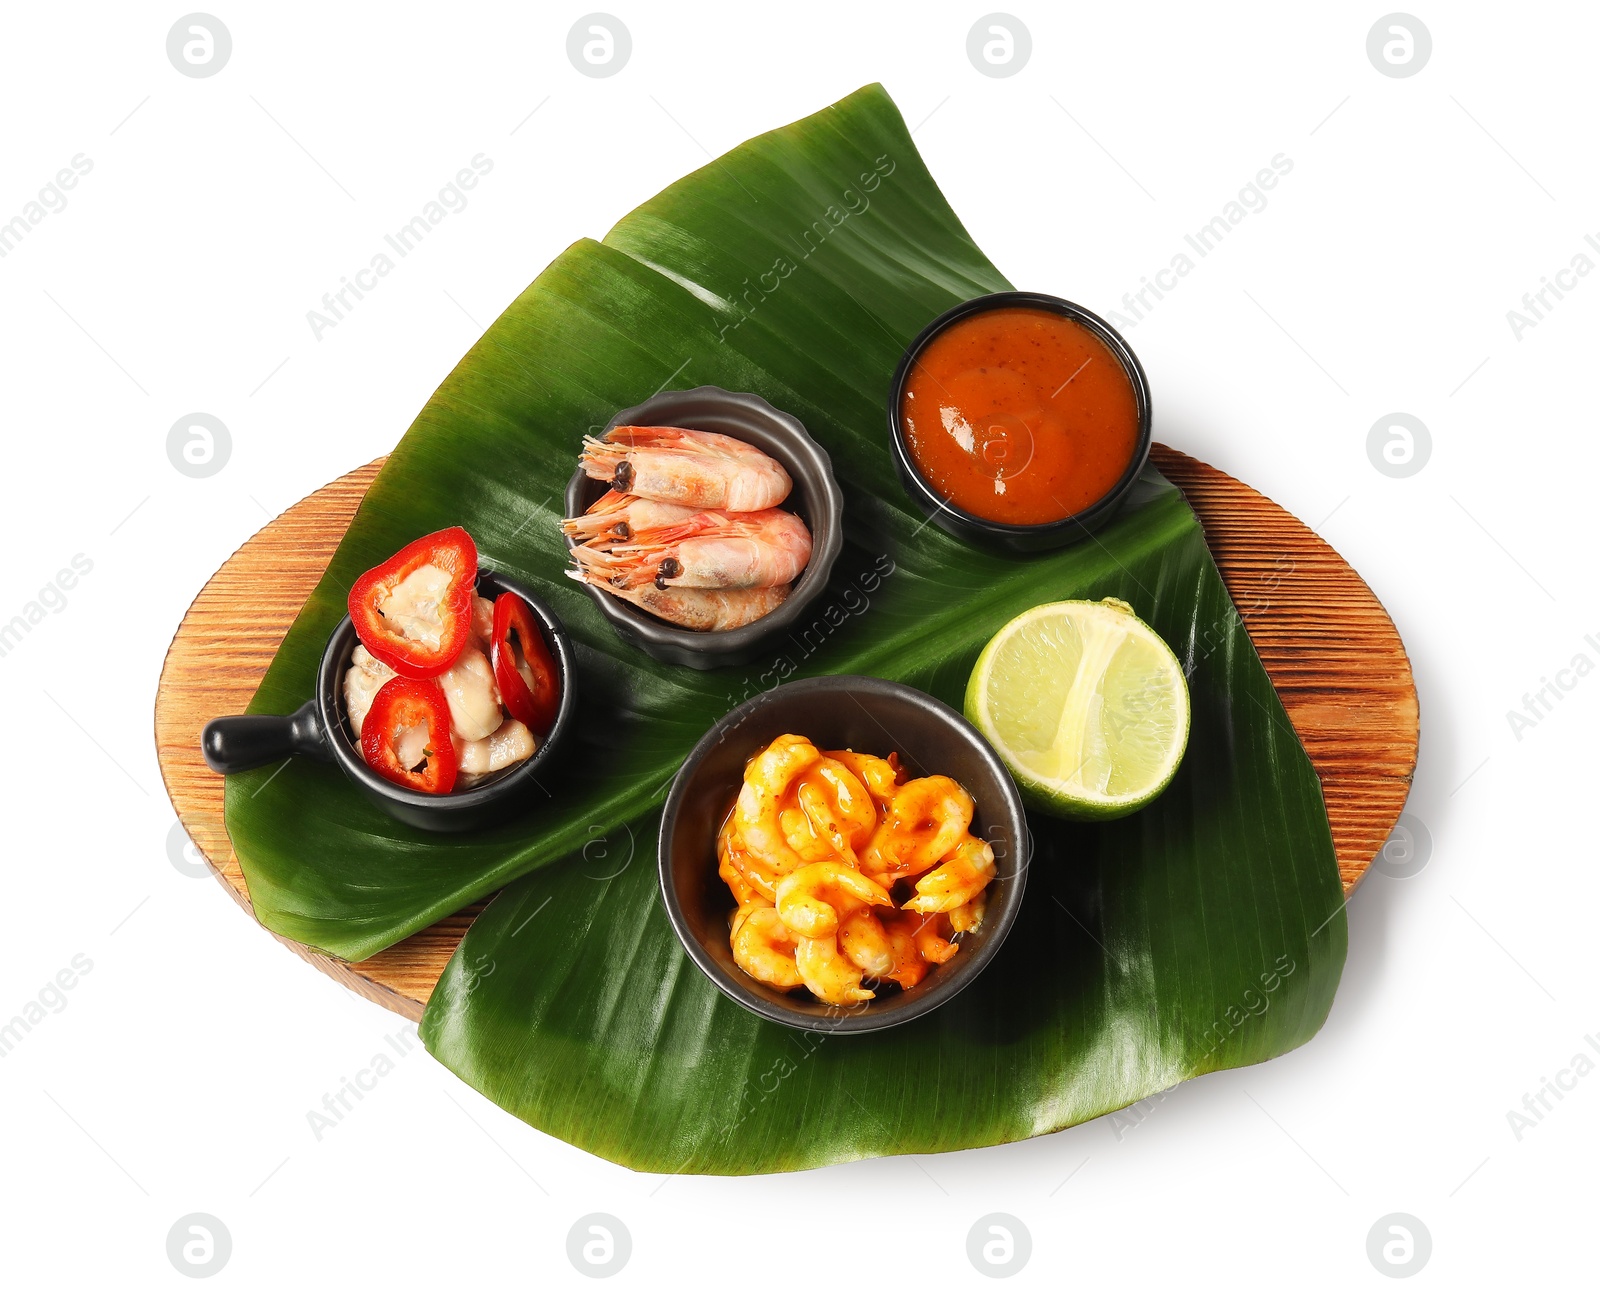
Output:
[
  {"xmin": 347, "ymin": 526, "xmax": 478, "ymax": 679},
  {"xmin": 490, "ymin": 591, "xmax": 560, "ymax": 737},
  {"xmin": 359, "ymin": 675, "xmax": 459, "ymax": 794}
]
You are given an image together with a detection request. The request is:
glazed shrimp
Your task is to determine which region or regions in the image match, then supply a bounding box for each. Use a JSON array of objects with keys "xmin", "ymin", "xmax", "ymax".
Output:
[
  {"xmin": 719, "ymin": 814, "xmax": 776, "ymax": 904},
  {"xmin": 949, "ymin": 890, "xmax": 988, "ymax": 934},
  {"xmin": 779, "ymin": 758, "xmax": 877, "ymax": 865},
  {"xmin": 559, "ymin": 489, "xmax": 702, "ymax": 544},
  {"xmin": 861, "ymin": 775, "xmax": 975, "ymax": 883},
  {"xmin": 795, "ymin": 935, "xmax": 874, "ymax": 1005},
  {"xmin": 878, "ymin": 912, "xmax": 931, "ymax": 990},
  {"xmin": 824, "ymin": 748, "xmax": 903, "ymax": 807},
  {"xmin": 571, "ymin": 507, "xmax": 811, "ymax": 590},
  {"xmin": 775, "ymin": 861, "xmax": 891, "ymax": 939},
  {"xmin": 838, "ymin": 908, "xmax": 896, "ymax": 979},
  {"xmin": 565, "ymin": 567, "xmax": 790, "ymax": 631},
  {"xmin": 910, "ymin": 912, "xmax": 960, "ymax": 965},
  {"xmin": 735, "ymin": 734, "xmax": 821, "ymax": 873},
  {"xmin": 580, "ymin": 426, "xmax": 792, "ymax": 511},
  {"xmin": 731, "ymin": 905, "xmax": 803, "ymax": 990},
  {"xmin": 903, "ymin": 835, "xmax": 997, "ymax": 914}
]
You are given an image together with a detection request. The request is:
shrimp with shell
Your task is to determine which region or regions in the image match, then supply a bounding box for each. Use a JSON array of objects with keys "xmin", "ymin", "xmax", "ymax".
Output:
[
  {"xmin": 581, "ymin": 426, "xmax": 792, "ymax": 512},
  {"xmin": 565, "ymin": 570, "xmax": 791, "ymax": 631},
  {"xmin": 559, "ymin": 490, "xmax": 703, "ymax": 545},
  {"xmin": 571, "ymin": 506, "xmax": 812, "ymax": 591}
]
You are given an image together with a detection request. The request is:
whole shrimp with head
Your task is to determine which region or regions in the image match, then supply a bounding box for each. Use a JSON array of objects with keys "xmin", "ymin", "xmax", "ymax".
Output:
[
  {"xmin": 581, "ymin": 426, "xmax": 792, "ymax": 511},
  {"xmin": 714, "ymin": 732, "xmax": 1001, "ymax": 1007},
  {"xmin": 566, "ymin": 426, "xmax": 812, "ymax": 632}
]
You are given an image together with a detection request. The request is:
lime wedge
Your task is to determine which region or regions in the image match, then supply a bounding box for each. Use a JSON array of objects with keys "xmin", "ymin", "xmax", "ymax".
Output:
[{"xmin": 965, "ymin": 598, "xmax": 1190, "ymax": 820}]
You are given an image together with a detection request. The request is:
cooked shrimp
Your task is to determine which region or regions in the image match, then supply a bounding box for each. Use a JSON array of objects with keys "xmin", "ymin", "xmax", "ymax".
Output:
[
  {"xmin": 559, "ymin": 489, "xmax": 702, "ymax": 544},
  {"xmin": 571, "ymin": 507, "xmax": 811, "ymax": 591},
  {"xmin": 903, "ymin": 835, "xmax": 997, "ymax": 914},
  {"xmin": 779, "ymin": 758, "xmax": 877, "ymax": 865},
  {"xmin": 454, "ymin": 718, "xmax": 535, "ymax": 777},
  {"xmin": 566, "ymin": 567, "xmax": 790, "ymax": 631},
  {"xmin": 861, "ymin": 775, "xmax": 975, "ymax": 883},
  {"xmin": 775, "ymin": 861, "xmax": 891, "ymax": 939},
  {"xmin": 949, "ymin": 890, "xmax": 988, "ymax": 935},
  {"xmin": 795, "ymin": 934, "xmax": 874, "ymax": 1005},
  {"xmin": 875, "ymin": 914, "xmax": 930, "ymax": 990},
  {"xmin": 780, "ymin": 806, "xmax": 839, "ymax": 865},
  {"xmin": 910, "ymin": 912, "xmax": 960, "ymax": 964},
  {"xmin": 736, "ymin": 734, "xmax": 821, "ymax": 873},
  {"xmin": 581, "ymin": 426, "xmax": 791, "ymax": 511},
  {"xmin": 806, "ymin": 759, "xmax": 877, "ymax": 847},
  {"xmin": 824, "ymin": 748, "xmax": 903, "ymax": 806},
  {"xmin": 437, "ymin": 644, "xmax": 503, "ymax": 741},
  {"xmin": 719, "ymin": 813, "xmax": 777, "ymax": 904},
  {"xmin": 343, "ymin": 644, "xmax": 396, "ymax": 737},
  {"xmin": 731, "ymin": 905, "xmax": 803, "ymax": 990},
  {"xmin": 838, "ymin": 908, "xmax": 896, "ymax": 979}
]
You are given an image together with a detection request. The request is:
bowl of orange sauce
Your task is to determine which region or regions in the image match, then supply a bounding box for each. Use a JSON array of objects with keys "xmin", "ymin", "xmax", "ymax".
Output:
[{"xmin": 887, "ymin": 292, "xmax": 1151, "ymax": 552}]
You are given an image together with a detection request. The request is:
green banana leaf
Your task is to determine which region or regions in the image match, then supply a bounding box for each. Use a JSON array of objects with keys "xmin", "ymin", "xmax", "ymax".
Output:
[
  {"xmin": 226, "ymin": 83, "xmax": 1345, "ymax": 1170},
  {"xmin": 226, "ymin": 81, "xmax": 1030, "ymax": 959},
  {"xmin": 419, "ymin": 461, "xmax": 1348, "ymax": 1173},
  {"xmin": 225, "ymin": 83, "xmax": 1350, "ymax": 1170}
]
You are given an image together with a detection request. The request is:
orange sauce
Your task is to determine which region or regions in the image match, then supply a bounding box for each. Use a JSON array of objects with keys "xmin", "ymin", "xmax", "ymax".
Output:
[{"xmin": 900, "ymin": 307, "xmax": 1140, "ymax": 525}]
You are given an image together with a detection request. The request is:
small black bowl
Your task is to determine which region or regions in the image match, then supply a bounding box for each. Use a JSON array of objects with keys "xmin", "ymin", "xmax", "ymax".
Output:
[
  {"xmin": 564, "ymin": 386, "xmax": 844, "ymax": 670},
  {"xmin": 887, "ymin": 291, "xmax": 1153, "ymax": 553},
  {"xmin": 658, "ymin": 676, "xmax": 1030, "ymax": 1033},
  {"xmin": 201, "ymin": 569, "xmax": 576, "ymax": 833}
]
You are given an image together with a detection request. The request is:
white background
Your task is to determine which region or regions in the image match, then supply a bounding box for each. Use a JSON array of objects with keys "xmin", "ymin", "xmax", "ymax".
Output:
[{"xmin": 1, "ymin": 1, "xmax": 1595, "ymax": 1286}]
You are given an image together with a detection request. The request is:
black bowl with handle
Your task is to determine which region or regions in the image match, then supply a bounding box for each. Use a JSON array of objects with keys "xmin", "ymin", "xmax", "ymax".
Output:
[{"xmin": 200, "ymin": 569, "xmax": 576, "ymax": 832}]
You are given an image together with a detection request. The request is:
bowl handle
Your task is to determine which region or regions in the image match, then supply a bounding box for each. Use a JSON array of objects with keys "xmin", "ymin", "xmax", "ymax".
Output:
[{"xmin": 201, "ymin": 700, "xmax": 330, "ymax": 774}]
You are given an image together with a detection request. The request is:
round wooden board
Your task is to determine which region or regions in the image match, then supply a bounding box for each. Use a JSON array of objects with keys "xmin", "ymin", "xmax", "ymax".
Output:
[{"xmin": 153, "ymin": 447, "xmax": 1418, "ymax": 1022}]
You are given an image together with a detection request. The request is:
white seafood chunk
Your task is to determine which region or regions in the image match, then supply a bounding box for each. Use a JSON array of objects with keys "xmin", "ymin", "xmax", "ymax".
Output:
[
  {"xmin": 438, "ymin": 644, "xmax": 502, "ymax": 741},
  {"xmin": 377, "ymin": 563, "xmax": 454, "ymax": 648},
  {"xmin": 469, "ymin": 593, "xmax": 495, "ymax": 648},
  {"xmin": 343, "ymin": 644, "xmax": 396, "ymax": 738},
  {"xmin": 455, "ymin": 717, "xmax": 535, "ymax": 776}
]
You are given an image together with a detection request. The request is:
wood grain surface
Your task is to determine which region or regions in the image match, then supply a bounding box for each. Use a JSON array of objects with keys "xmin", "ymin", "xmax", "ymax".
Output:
[{"xmin": 152, "ymin": 447, "xmax": 1418, "ymax": 1022}]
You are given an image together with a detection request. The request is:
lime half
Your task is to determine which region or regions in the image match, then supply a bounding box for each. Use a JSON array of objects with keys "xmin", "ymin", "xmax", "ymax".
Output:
[{"xmin": 965, "ymin": 598, "xmax": 1190, "ymax": 820}]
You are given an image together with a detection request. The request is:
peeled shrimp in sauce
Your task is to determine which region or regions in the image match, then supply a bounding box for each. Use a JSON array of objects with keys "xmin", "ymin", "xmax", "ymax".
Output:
[
  {"xmin": 774, "ymin": 861, "xmax": 891, "ymax": 940},
  {"xmin": 861, "ymin": 775, "xmax": 974, "ymax": 884},
  {"xmin": 731, "ymin": 905, "xmax": 803, "ymax": 990}
]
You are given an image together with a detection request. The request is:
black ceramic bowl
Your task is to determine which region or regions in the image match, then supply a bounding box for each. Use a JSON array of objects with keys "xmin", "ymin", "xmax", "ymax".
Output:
[
  {"xmin": 564, "ymin": 386, "xmax": 843, "ymax": 670},
  {"xmin": 887, "ymin": 291, "xmax": 1153, "ymax": 553},
  {"xmin": 658, "ymin": 676, "xmax": 1029, "ymax": 1033},
  {"xmin": 201, "ymin": 569, "xmax": 576, "ymax": 832}
]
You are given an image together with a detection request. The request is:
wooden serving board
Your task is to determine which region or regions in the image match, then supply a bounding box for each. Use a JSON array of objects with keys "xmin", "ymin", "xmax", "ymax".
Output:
[{"xmin": 153, "ymin": 447, "xmax": 1418, "ymax": 1022}]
